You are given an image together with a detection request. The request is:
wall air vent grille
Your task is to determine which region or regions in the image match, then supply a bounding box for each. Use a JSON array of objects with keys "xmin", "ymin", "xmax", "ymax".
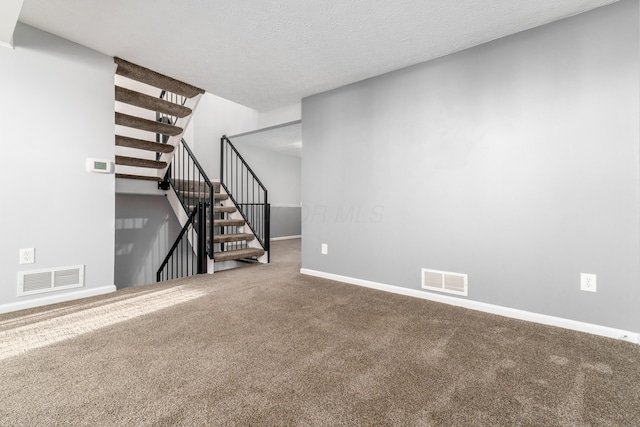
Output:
[
  {"xmin": 421, "ymin": 268, "xmax": 468, "ymax": 296},
  {"xmin": 23, "ymin": 272, "xmax": 52, "ymax": 293},
  {"xmin": 54, "ymin": 268, "xmax": 81, "ymax": 288},
  {"xmin": 18, "ymin": 265, "xmax": 85, "ymax": 297}
]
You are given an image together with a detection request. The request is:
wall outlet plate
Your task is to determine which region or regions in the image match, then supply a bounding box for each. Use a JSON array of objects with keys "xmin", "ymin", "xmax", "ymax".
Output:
[
  {"xmin": 19, "ymin": 248, "xmax": 35, "ymax": 265},
  {"xmin": 321, "ymin": 244, "xmax": 328, "ymax": 255},
  {"xmin": 580, "ymin": 273, "xmax": 596, "ymax": 292}
]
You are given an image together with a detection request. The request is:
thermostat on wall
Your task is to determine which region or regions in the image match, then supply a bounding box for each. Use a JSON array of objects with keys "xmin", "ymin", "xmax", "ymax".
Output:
[{"xmin": 86, "ymin": 158, "xmax": 114, "ymax": 174}]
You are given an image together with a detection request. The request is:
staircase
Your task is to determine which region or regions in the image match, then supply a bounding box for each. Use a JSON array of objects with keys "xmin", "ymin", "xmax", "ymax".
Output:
[
  {"xmin": 114, "ymin": 57, "xmax": 203, "ymax": 181},
  {"xmin": 191, "ymin": 184, "xmax": 265, "ymax": 263},
  {"xmin": 112, "ymin": 58, "xmax": 269, "ymax": 282},
  {"xmin": 157, "ymin": 143, "xmax": 269, "ymax": 281}
]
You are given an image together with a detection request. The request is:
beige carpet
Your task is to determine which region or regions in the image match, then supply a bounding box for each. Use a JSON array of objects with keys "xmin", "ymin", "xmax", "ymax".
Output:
[{"xmin": 1, "ymin": 239, "xmax": 639, "ymax": 426}]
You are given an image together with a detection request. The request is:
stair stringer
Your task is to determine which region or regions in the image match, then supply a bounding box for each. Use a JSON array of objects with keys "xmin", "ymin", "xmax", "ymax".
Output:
[
  {"xmin": 218, "ymin": 187, "xmax": 268, "ymax": 264},
  {"xmin": 165, "ymin": 187, "xmax": 215, "ymax": 274}
]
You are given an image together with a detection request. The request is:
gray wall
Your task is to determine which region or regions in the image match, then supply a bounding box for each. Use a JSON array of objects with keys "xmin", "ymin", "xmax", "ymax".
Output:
[
  {"xmin": 227, "ymin": 143, "xmax": 301, "ymax": 206},
  {"xmin": 0, "ymin": 23, "xmax": 116, "ymax": 310},
  {"xmin": 115, "ymin": 195, "xmax": 182, "ymax": 288},
  {"xmin": 301, "ymin": 0, "xmax": 640, "ymax": 332},
  {"xmin": 231, "ymin": 143, "xmax": 302, "ymax": 238},
  {"xmin": 271, "ymin": 206, "xmax": 302, "ymax": 238},
  {"xmin": 191, "ymin": 92, "xmax": 258, "ymax": 179}
]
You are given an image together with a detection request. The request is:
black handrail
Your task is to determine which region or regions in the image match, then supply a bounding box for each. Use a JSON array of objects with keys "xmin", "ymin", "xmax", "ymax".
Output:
[
  {"xmin": 220, "ymin": 135, "xmax": 270, "ymax": 257},
  {"xmin": 179, "ymin": 138, "xmax": 213, "ymax": 185},
  {"xmin": 156, "ymin": 202, "xmax": 208, "ymax": 282},
  {"xmin": 221, "ymin": 136, "xmax": 268, "ymax": 190}
]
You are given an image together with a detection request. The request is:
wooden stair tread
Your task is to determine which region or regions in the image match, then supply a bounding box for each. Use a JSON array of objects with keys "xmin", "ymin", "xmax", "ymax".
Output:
[
  {"xmin": 214, "ymin": 247, "xmax": 265, "ymax": 262},
  {"xmin": 214, "ymin": 233, "xmax": 254, "ymax": 243},
  {"xmin": 115, "ymin": 173, "xmax": 162, "ymax": 182},
  {"xmin": 115, "ymin": 155, "xmax": 167, "ymax": 169},
  {"xmin": 115, "ymin": 112, "xmax": 183, "ymax": 136},
  {"xmin": 186, "ymin": 204, "xmax": 236, "ymax": 214},
  {"xmin": 173, "ymin": 179, "xmax": 220, "ymax": 192},
  {"xmin": 115, "ymin": 135, "xmax": 174, "ymax": 153},
  {"xmin": 214, "ymin": 219, "xmax": 245, "ymax": 227},
  {"xmin": 115, "ymin": 57, "xmax": 205, "ymax": 99},
  {"xmin": 214, "ymin": 206, "xmax": 237, "ymax": 213},
  {"xmin": 172, "ymin": 190, "xmax": 226, "ymax": 200},
  {"xmin": 115, "ymin": 86, "xmax": 192, "ymax": 118},
  {"xmin": 180, "ymin": 190, "xmax": 214, "ymax": 199}
]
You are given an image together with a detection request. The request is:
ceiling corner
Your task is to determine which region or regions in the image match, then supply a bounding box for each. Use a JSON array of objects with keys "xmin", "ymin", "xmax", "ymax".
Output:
[{"xmin": 0, "ymin": 0, "xmax": 23, "ymax": 48}]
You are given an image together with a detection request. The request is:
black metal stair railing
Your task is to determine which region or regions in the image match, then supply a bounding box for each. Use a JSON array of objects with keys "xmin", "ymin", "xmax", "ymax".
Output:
[
  {"xmin": 154, "ymin": 93, "xmax": 271, "ymax": 281},
  {"xmin": 155, "ymin": 90, "xmax": 186, "ymax": 151},
  {"xmin": 156, "ymin": 202, "xmax": 208, "ymax": 282},
  {"xmin": 153, "ymin": 89, "xmax": 215, "ymax": 280},
  {"xmin": 162, "ymin": 139, "xmax": 215, "ymax": 258},
  {"xmin": 158, "ymin": 90, "xmax": 187, "ymax": 123},
  {"xmin": 220, "ymin": 136, "xmax": 270, "ymax": 257}
]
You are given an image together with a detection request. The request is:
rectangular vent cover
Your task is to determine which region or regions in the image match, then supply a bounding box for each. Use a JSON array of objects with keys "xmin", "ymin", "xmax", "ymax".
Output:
[
  {"xmin": 18, "ymin": 265, "xmax": 84, "ymax": 297},
  {"xmin": 421, "ymin": 268, "xmax": 468, "ymax": 296}
]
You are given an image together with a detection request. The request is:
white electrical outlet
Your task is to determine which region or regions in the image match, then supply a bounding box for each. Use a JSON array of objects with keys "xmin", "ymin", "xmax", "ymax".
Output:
[
  {"xmin": 580, "ymin": 273, "xmax": 596, "ymax": 292},
  {"xmin": 321, "ymin": 244, "xmax": 328, "ymax": 255},
  {"xmin": 19, "ymin": 248, "xmax": 35, "ymax": 265}
]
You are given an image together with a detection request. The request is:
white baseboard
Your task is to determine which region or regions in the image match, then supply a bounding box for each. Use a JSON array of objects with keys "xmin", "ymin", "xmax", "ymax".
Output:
[
  {"xmin": 271, "ymin": 235, "xmax": 301, "ymax": 241},
  {"xmin": 300, "ymin": 269, "xmax": 639, "ymax": 345},
  {"xmin": 0, "ymin": 285, "xmax": 117, "ymax": 314}
]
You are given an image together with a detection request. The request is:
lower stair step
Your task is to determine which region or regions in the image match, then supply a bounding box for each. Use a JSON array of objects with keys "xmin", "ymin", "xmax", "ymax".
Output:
[
  {"xmin": 214, "ymin": 233, "xmax": 254, "ymax": 243},
  {"xmin": 115, "ymin": 135, "xmax": 174, "ymax": 153},
  {"xmin": 214, "ymin": 219, "xmax": 245, "ymax": 227},
  {"xmin": 115, "ymin": 112, "xmax": 183, "ymax": 136},
  {"xmin": 214, "ymin": 206, "xmax": 237, "ymax": 213},
  {"xmin": 115, "ymin": 155, "xmax": 167, "ymax": 169},
  {"xmin": 173, "ymin": 179, "xmax": 221, "ymax": 193},
  {"xmin": 214, "ymin": 247, "xmax": 265, "ymax": 262},
  {"xmin": 115, "ymin": 173, "xmax": 162, "ymax": 182},
  {"xmin": 187, "ymin": 205, "xmax": 236, "ymax": 215},
  {"xmin": 172, "ymin": 190, "xmax": 225, "ymax": 200},
  {"xmin": 180, "ymin": 190, "xmax": 214, "ymax": 199}
]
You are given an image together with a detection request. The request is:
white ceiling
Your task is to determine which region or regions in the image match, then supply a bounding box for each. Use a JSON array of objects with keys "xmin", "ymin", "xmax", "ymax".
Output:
[
  {"xmin": 19, "ymin": 0, "xmax": 617, "ymax": 111},
  {"xmin": 0, "ymin": 0, "xmax": 23, "ymax": 47}
]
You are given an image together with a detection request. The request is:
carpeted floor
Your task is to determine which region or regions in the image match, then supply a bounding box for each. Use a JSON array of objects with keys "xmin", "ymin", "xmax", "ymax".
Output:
[{"xmin": 1, "ymin": 239, "xmax": 639, "ymax": 426}]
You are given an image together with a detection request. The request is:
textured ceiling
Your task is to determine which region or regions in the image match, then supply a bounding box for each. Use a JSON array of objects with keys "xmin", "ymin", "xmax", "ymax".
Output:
[{"xmin": 19, "ymin": 0, "xmax": 617, "ymax": 111}]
